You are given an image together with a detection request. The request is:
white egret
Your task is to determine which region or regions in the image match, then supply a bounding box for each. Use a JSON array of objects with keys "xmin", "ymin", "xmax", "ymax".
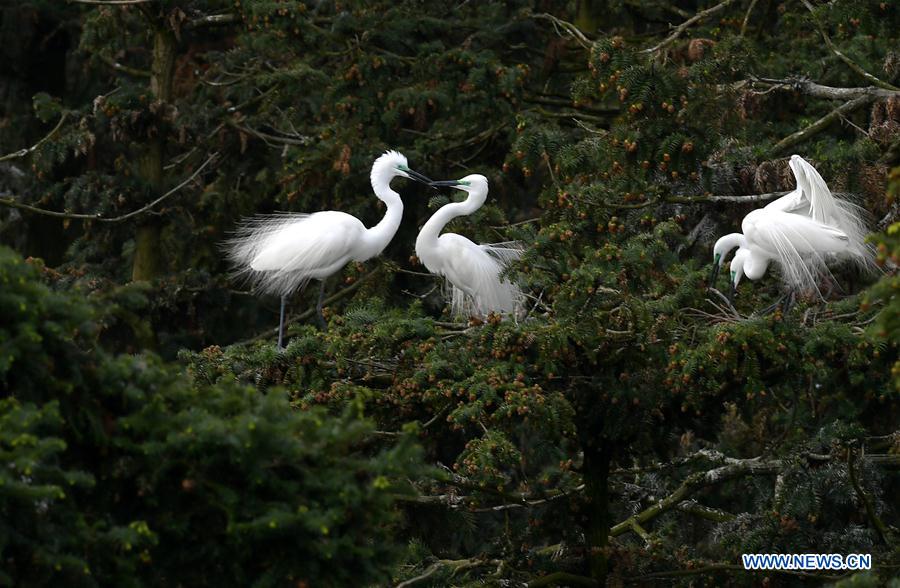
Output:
[
  {"xmin": 711, "ymin": 155, "xmax": 871, "ymax": 287},
  {"xmin": 416, "ymin": 174, "xmax": 524, "ymax": 319},
  {"xmin": 709, "ymin": 155, "xmax": 873, "ymax": 303},
  {"xmin": 226, "ymin": 150, "xmax": 432, "ymax": 347}
]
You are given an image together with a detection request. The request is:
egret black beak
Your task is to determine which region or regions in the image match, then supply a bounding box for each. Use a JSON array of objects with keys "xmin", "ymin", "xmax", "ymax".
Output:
[
  {"xmin": 429, "ymin": 180, "xmax": 465, "ymax": 187},
  {"xmin": 405, "ymin": 168, "xmax": 434, "ymax": 185}
]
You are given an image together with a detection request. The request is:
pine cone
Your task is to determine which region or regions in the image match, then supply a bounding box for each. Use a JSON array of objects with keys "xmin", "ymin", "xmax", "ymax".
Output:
[
  {"xmin": 754, "ymin": 160, "xmax": 777, "ymax": 192},
  {"xmin": 687, "ymin": 38, "xmax": 715, "ymax": 62}
]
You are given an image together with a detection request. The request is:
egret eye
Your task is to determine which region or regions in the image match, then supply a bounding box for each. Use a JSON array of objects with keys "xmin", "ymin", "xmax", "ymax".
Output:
[
  {"xmin": 396, "ymin": 164, "xmax": 409, "ymax": 172},
  {"xmin": 459, "ymin": 180, "xmax": 471, "ymax": 186},
  {"xmin": 714, "ymin": 252, "xmax": 720, "ymax": 265}
]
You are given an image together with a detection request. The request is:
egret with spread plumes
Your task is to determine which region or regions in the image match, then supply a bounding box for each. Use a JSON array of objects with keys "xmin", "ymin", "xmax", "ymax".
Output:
[
  {"xmin": 416, "ymin": 174, "xmax": 524, "ymax": 319},
  {"xmin": 226, "ymin": 150, "xmax": 431, "ymax": 347},
  {"xmin": 709, "ymin": 155, "xmax": 874, "ymax": 303}
]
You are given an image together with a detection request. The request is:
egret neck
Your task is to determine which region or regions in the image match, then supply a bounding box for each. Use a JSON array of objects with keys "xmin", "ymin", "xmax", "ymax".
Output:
[
  {"xmin": 361, "ymin": 172, "xmax": 405, "ymax": 260},
  {"xmin": 415, "ymin": 179, "xmax": 487, "ymax": 260}
]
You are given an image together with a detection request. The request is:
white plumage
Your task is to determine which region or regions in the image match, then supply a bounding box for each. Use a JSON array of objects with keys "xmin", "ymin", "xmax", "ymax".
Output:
[
  {"xmin": 225, "ymin": 150, "xmax": 432, "ymax": 344},
  {"xmin": 416, "ymin": 174, "xmax": 524, "ymax": 318},
  {"xmin": 711, "ymin": 155, "xmax": 874, "ymax": 297}
]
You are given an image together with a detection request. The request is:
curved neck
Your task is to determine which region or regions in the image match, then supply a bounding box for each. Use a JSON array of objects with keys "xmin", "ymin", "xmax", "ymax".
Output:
[
  {"xmin": 416, "ymin": 191, "xmax": 485, "ymax": 249},
  {"xmin": 714, "ymin": 233, "xmax": 745, "ymax": 265},
  {"xmin": 362, "ymin": 179, "xmax": 403, "ymax": 258}
]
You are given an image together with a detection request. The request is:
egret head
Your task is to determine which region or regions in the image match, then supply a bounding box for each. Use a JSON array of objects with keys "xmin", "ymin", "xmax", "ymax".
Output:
[
  {"xmin": 429, "ymin": 174, "xmax": 489, "ymax": 196},
  {"xmin": 370, "ymin": 150, "xmax": 433, "ymax": 188},
  {"xmin": 710, "ymin": 233, "xmax": 745, "ymax": 287},
  {"xmin": 713, "ymin": 233, "xmax": 745, "ymax": 267},
  {"xmin": 729, "ymin": 247, "xmax": 749, "ymax": 298}
]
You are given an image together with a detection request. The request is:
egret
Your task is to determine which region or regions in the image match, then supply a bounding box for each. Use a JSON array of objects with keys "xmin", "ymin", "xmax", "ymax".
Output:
[
  {"xmin": 226, "ymin": 150, "xmax": 432, "ymax": 347},
  {"xmin": 416, "ymin": 174, "xmax": 524, "ymax": 319},
  {"xmin": 711, "ymin": 155, "xmax": 871, "ymax": 286},
  {"xmin": 709, "ymin": 155, "xmax": 873, "ymax": 303}
]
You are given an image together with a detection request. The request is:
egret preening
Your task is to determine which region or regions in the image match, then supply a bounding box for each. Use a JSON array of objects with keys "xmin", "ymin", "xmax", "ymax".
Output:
[
  {"xmin": 416, "ymin": 174, "xmax": 524, "ymax": 319},
  {"xmin": 709, "ymin": 155, "xmax": 873, "ymax": 303},
  {"xmin": 226, "ymin": 150, "xmax": 432, "ymax": 347}
]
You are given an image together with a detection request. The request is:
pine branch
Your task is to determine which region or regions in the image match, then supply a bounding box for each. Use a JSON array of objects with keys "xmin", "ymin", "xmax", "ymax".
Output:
[
  {"xmin": 800, "ymin": 0, "xmax": 900, "ymax": 91},
  {"xmin": 643, "ymin": 0, "xmax": 738, "ymax": 54},
  {"xmin": 0, "ymin": 152, "xmax": 218, "ymax": 222},
  {"xmin": 770, "ymin": 94, "xmax": 875, "ymax": 154},
  {"xmin": 0, "ymin": 113, "xmax": 68, "ymax": 163}
]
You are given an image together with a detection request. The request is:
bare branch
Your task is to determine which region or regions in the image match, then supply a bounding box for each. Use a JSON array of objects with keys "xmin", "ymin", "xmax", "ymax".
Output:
[
  {"xmin": 0, "ymin": 113, "xmax": 68, "ymax": 163},
  {"xmin": 740, "ymin": 77, "xmax": 900, "ymax": 100},
  {"xmin": 740, "ymin": 0, "xmax": 760, "ymax": 37},
  {"xmin": 97, "ymin": 53, "xmax": 150, "ymax": 78},
  {"xmin": 185, "ymin": 13, "xmax": 240, "ymax": 29},
  {"xmin": 105, "ymin": 152, "xmax": 218, "ymax": 222},
  {"xmin": 800, "ymin": 0, "xmax": 900, "ymax": 91},
  {"xmin": 643, "ymin": 0, "xmax": 738, "ymax": 54},
  {"xmin": 0, "ymin": 152, "xmax": 218, "ymax": 223},
  {"xmin": 395, "ymin": 558, "xmax": 501, "ymax": 588},
  {"xmin": 669, "ymin": 191, "xmax": 788, "ymax": 205},
  {"xmin": 609, "ymin": 457, "xmax": 781, "ymax": 539},
  {"xmin": 229, "ymin": 121, "xmax": 312, "ymax": 147},
  {"xmin": 532, "ymin": 13, "xmax": 592, "ymax": 50},
  {"xmin": 771, "ymin": 94, "xmax": 875, "ymax": 154}
]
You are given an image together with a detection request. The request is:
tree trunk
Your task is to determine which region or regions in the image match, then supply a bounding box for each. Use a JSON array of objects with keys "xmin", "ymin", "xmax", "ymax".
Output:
[
  {"xmin": 582, "ymin": 442, "xmax": 611, "ymax": 583},
  {"xmin": 132, "ymin": 27, "xmax": 176, "ymax": 282}
]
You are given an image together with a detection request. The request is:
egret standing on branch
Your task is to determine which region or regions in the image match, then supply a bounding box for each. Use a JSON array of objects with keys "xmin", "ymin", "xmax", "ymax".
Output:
[
  {"xmin": 709, "ymin": 154, "xmax": 874, "ymax": 303},
  {"xmin": 417, "ymin": 174, "xmax": 524, "ymax": 319},
  {"xmin": 226, "ymin": 150, "xmax": 432, "ymax": 347}
]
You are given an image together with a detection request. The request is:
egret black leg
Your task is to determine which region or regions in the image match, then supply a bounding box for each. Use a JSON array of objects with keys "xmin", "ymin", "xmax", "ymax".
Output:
[
  {"xmin": 316, "ymin": 280, "xmax": 327, "ymax": 331},
  {"xmin": 277, "ymin": 294, "xmax": 287, "ymax": 349},
  {"xmin": 759, "ymin": 292, "xmax": 786, "ymax": 316},
  {"xmin": 783, "ymin": 289, "xmax": 797, "ymax": 314}
]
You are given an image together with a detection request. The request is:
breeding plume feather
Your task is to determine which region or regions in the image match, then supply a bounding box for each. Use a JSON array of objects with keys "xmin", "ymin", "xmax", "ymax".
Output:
[
  {"xmin": 225, "ymin": 150, "xmax": 432, "ymax": 346},
  {"xmin": 711, "ymin": 155, "xmax": 875, "ymax": 297},
  {"xmin": 416, "ymin": 174, "xmax": 524, "ymax": 319}
]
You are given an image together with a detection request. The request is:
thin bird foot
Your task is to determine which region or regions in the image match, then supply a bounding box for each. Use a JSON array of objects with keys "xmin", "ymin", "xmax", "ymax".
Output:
[
  {"xmin": 277, "ymin": 295, "xmax": 287, "ymax": 350},
  {"xmin": 758, "ymin": 294, "xmax": 785, "ymax": 316},
  {"xmin": 759, "ymin": 290, "xmax": 796, "ymax": 316}
]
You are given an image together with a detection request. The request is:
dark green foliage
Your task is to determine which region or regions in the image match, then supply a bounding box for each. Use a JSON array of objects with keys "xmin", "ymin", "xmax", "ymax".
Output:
[{"xmin": 0, "ymin": 247, "xmax": 422, "ymax": 586}]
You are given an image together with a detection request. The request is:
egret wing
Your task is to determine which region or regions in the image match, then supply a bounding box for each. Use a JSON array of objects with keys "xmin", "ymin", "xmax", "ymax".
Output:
[
  {"xmin": 225, "ymin": 211, "xmax": 364, "ymax": 295},
  {"xmin": 743, "ymin": 210, "xmax": 849, "ymax": 293},
  {"xmin": 439, "ymin": 235, "xmax": 523, "ymax": 317}
]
